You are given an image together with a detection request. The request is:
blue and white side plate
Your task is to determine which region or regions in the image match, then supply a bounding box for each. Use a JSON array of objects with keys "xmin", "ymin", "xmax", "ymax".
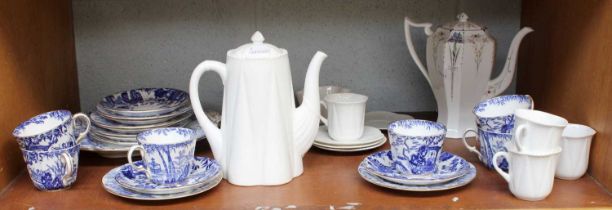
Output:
[
  {"xmin": 364, "ymin": 150, "xmax": 470, "ymax": 185},
  {"xmin": 102, "ymin": 166, "xmax": 222, "ymax": 200},
  {"xmin": 97, "ymin": 88, "xmax": 189, "ymax": 117},
  {"xmin": 115, "ymin": 156, "xmax": 221, "ymax": 195},
  {"xmin": 90, "ymin": 112, "xmax": 192, "ymax": 134},
  {"xmin": 358, "ymin": 158, "xmax": 476, "ymax": 192},
  {"xmin": 97, "ymin": 103, "xmax": 193, "ymax": 125}
]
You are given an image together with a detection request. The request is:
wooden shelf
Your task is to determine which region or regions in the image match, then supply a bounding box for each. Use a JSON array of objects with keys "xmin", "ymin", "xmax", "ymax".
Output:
[{"xmin": 0, "ymin": 136, "xmax": 609, "ymax": 209}]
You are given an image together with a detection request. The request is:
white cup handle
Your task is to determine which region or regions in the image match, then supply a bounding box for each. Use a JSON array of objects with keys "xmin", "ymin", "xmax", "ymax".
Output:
[
  {"xmin": 127, "ymin": 145, "xmax": 151, "ymax": 180},
  {"xmin": 461, "ymin": 129, "xmax": 483, "ymax": 161},
  {"xmin": 526, "ymin": 94, "xmax": 535, "ymax": 110},
  {"xmin": 492, "ymin": 151, "xmax": 510, "ymax": 182},
  {"xmin": 72, "ymin": 113, "xmax": 91, "ymax": 144},
  {"xmin": 514, "ymin": 125, "xmax": 527, "ymax": 152},
  {"xmin": 319, "ymin": 101, "xmax": 328, "ymax": 126},
  {"xmin": 60, "ymin": 152, "xmax": 74, "ymax": 185}
]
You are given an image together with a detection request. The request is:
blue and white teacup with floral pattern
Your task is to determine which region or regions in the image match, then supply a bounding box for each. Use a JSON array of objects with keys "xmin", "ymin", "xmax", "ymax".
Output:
[
  {"xmin": 473, "ymin": 95, "xmax": 533, "ymax": 133},
  {"xmin": 388, "ymin": 120, "xmax": 446, "ymax": 176},
  {"xmin": 13, "ymin": 110, "xmax": 91, "ymax": 151},
  {"xmin": 127, "ymin": 127, "xmax": 196, "ymax": 185},
  {"xmin": 461, "ymin": 128, "xmax": 511, "ymax": 171},
  {"xmin": 21, "ymin": 144, "xmax": 80, "ymax": 191}
]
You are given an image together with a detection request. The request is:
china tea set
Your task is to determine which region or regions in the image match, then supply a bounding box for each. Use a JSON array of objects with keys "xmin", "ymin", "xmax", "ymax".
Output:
[{"xmin": 11, "ymin": 13, "xmax": 597, "ymax": 202}]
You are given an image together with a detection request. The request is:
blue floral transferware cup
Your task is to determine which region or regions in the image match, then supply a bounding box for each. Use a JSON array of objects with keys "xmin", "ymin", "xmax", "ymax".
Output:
[
  {"xmin": 461, "ymin": 128, "xmax": 511, "ymax": 171},
  {"xmin": 388, "ymin": 120, "xmax": 446, "ymax": 176},
  {"xmin": 473, "ymin": 95, "xmax": 533, "ymax": 133},
  {"xmin": 21, "ymin": 144, "xmax": 80, "ymax": 191},
  {"xmin": 127, "ymin": 127, "xmax": 196, "ymax": 185},
  {"xmin": 13, "ymin": 110, "xmax": 91, "ymax": 151}
]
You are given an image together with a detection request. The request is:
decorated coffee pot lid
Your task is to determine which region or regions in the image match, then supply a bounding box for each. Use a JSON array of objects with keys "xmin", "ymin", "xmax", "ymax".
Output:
[
  {"xmin": 441, "ymin": 13, "xmax": 483, "ymax": 31},
  {"xmin": 228, "ymin": 31, "xmax": 287, "ymax": 59}
]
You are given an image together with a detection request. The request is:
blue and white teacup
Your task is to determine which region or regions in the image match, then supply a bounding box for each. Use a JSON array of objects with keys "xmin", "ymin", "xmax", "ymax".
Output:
[
  {"xmin": 462, "ymin": 128, "xmax": 511, "ymax": 171},
  {"xmin": 127, "ymin": 127, "xmax": 196, "ymax": 185},
  {"xmin": 388, "ymin": 120, "xmax": 446, "ymax": 176},
  {"xmin": 13, "ymin": 110, "xmax": 91, "ymax": 151},
  {"xmin": 21, "ymin": 144, "xmax": 80, "ymax": 191},
  {"xmin": 473, "ymin": 95, "xmax": 533, "ymax": 133}
]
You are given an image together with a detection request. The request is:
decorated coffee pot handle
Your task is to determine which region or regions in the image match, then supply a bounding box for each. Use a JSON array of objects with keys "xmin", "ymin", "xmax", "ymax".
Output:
[
  {"xmin": 127, "ymin": 145, "xmax": 152, "ymax": 180},
  {"xmin": 461, "ymin": 129, "xmax": 483, "ymax": 161},
  {"xmin": 72, "ymin": 113, "xmax": 91, "ymax": 144},
  {"xmin": 319, "ymin": 101, "xmax": 328, "ymax": 126},
  {"xmin": 492, "ymin": 151, "xmax": 510, "ymax": 182},
  {"xmin": 60, "ymin": 152, "xmax": 74, "ymax": 185},
  {"xmin": 513, "ymin": 125, "xmax": 527, "ymax": 152}
]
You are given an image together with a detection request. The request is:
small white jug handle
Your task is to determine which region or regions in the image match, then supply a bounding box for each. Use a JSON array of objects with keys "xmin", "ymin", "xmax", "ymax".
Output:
[
  {"xmin": 60, "ymin": 152, "xmax": 74, "ymax": 186},
  {"xmin": 127, "ymin": 145, "xmax": 152, "ymax": 180},
  {"xmin": 492, "ymin": 151, "xmax": 511, "ymax": 182},
  {"xmin": 319, "ymin": 101, "xmax": 328, "ymax": 126},
  {"xmin": 461, "ymin": 129, "xmax": 483, "ymax": 161},
  {"xmin": 404, "ymin": 17, "xmax": 433, "ymax": 87},
  {"xmin": 72, "ymin": 113, "xmax": 91, "ymax": 144},
  {"xmin": 514, "ymin": 125, "xmax": 527, "ymax": 152}
]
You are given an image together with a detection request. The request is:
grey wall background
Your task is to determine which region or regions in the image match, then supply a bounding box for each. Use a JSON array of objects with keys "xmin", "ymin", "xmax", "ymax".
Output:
[{"xmin": 73, "ymin": 0, "xmax": 521, "ymax": 113}]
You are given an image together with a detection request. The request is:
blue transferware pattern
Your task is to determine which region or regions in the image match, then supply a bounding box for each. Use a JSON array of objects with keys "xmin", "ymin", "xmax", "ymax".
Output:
[
  {"xmin": 13, "ymin": 110, "xmax": 77, "ymax": 151},
  {"xmin": 132, "ymin": 127, "xmax": 196, "ymax": 185},
  {"xmin": 115, "ymin": 156, "xmax": 221, "ymax": 194},
  {"xmin": 90, "ymin": 111, "xmax": 193, "ymax": 134},
  {"xmin": 358, "ymin": 159, "xmax": 476, "ymax": 192},
  {"xmin": 21, "ymin": 144, "xmax": 79, "ymax": 191},
  {"xmin": 473, "ymin": 95, "xmax": 533, "ymax": 133},
  {"xmin": 102, "ymin": 166, "xmax": 222, "ymax": 200},
  {"xmin": 463, "ymin": 129, "xmax": 511, "ymax": 171},
  {"xmin": 97, "ymin": 88, "xmax": 188, "ymax": 117},
  {"xmin": 388, "ymin": 120, "xmax": 446, "ymax": 175},
  {"xmin": 365, "ymin": 150, "xmax": 470, "ymax": 185},
  {"xmin": 97, "ymin": 103, "xmax": 193, "ymax": 125}
]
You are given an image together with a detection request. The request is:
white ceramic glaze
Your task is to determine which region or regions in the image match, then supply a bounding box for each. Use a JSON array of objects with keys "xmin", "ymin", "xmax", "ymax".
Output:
[
  {"xmin": 315, "ymin": 126, "xmax": 384, "ymax": 147},
  {"xmin": 189, "ymin": 31, "xmax": 327, "ymax": 186},
  {"xmin": 296, "ymin": 85, "xmax": 351, "ymax": 118},
  {"xmin": 364, "ymin": 111, "xmax": 414, "ymax": 130},
  {"xmin": 493, "ymin": 146, "xmax": 561, "ymax": 201},
  {"xmin": 512, "ymin": 109, "xmax": 568, "ymax": 153},
  {"xmin": 556, "ymin": 124, "xmax": 596, "ymax": 180},
  {"xmin": 320, "ymin": 93, "xmax": 368, "ymax": 141},
  {"xmin": 404, "ymin": 13, "xmax": 533, "ymax": 138}
]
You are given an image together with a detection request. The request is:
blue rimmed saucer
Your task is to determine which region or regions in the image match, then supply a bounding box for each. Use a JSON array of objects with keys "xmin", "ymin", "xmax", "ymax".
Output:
[
  {"xmin": 97, "ymin": 88, "xmax": 189, "ymax": 117},
  {"xmin": 364, "ymin": 150, "xmax": 470, "ymax": 185},
  {"xmin": 358, "ymin": 158, "xmax": 476, "ymax": 192},
  {"xmin": 114, "ymin": 156, "xmax": 221, "ymax": 195}
]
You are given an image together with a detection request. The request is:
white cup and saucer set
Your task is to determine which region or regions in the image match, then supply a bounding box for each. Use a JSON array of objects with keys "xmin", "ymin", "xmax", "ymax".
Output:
[{"xmin": 313, "ymin": 93, "xmax": 387, "ymax": 152}]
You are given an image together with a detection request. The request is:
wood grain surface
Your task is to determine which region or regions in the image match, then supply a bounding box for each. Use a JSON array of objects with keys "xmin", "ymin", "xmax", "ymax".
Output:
[
  {"xmin": 519, "ymin": 0, "xmax": 612, "ymax": 190},
  {"xmin": 0, "ymin": 0, "xmax": 79, "ymax": 191}
]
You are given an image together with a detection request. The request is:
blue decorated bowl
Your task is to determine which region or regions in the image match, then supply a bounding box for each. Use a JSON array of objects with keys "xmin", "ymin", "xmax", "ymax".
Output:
[
  {"xmin": 473, "ymin": 95, "xmax": 533, "ymax": 133},
  {"xmin": 97, "ymin": 88, "xmax": 189, "ymax": 117},
  {"xmin": 388, "ymin": 120, "xmax": 446, "ymax": 176}
]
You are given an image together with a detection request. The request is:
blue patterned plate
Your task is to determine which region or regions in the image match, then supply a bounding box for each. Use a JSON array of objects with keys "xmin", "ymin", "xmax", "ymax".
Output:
[
  {"xmin": 364, "ymin": 150, "xmax": 470, "ymax": 185},
  {"xmin": 97, "ymin": 88, "xmax": 189, "ymax": 117},
  {"xmin": 115, "ymin": 156, "xmax": 221, "ymax": 194},
  {"xmin": 359, "ymin": 158, "xmax": 476, "ymax": 191},
  {"xmin": 90, "ymin": 112, "xmax": 192, "ymax": 134},
  {"xmin": 102, "ymin": 166, "xmax": 222, "ymax": 200}
]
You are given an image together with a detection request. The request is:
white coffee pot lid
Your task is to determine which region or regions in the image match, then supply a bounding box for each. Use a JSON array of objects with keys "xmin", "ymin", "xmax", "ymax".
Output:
[{"xmin": 228, "ymin": 31, "xmax": 287, "ymax": 59}]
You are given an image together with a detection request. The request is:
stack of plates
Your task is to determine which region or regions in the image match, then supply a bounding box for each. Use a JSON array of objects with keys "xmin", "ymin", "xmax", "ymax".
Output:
[
  {"xmin": 103, "ymin": 156, "xmax": 223, "ymax": 200},
  {"xmin": 313, "ymin": 126, "xmax": 386, "ymax": 152},
  {"xmin": 358, "ymin": 150, "xmax": 477, "ymax": 191}
]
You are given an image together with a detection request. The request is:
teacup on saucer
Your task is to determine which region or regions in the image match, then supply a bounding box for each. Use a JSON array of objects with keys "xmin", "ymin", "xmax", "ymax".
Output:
[{"xmin": 316, "ymin": 125, "xmax": 384, "ymax": 146}]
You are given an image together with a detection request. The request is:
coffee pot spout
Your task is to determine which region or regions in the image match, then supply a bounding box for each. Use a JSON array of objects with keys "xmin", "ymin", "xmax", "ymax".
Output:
[
  {"xmin": 486, "ymin": 27, "xmax": 533, "ymax": 97},
  {"xmin": 294, "ymin": 51, "xmax": 327, "ymax": 156}
]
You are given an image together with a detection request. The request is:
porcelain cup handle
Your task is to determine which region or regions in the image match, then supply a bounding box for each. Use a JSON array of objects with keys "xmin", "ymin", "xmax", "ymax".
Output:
[
  {"xmin": 60, "ymin": 152, "xmax": 74, "ymax": 186},
  {"xmin": 127, "ymin": 145, "xmax": 151, "ymax": 180},
  {"xmin": 514, "ymin": 125, "xmax": 527, "ymax": 152},
  {"xmin": 526, "ymin": 94, "xmax": 535, "ymax": 110},
  {"xmin": 319, "ymin": 101, "xmax": 328, "ymax": 126},
  {"xmin": 72, "ymin": 113, "xmax": 91, "ymax": 145},
  {"xmin": 461, "ymin": 129, "xmax": 483, "ymax": 161},
  {"xmin": 493, "ymin": 151, "xmax": 511, "ymax": 182}
]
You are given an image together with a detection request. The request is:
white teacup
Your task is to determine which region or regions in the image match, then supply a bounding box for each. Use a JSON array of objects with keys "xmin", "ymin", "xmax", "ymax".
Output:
[
  {"xmin": 512, "ymin": 109, "xmax": 568, "ymax": 153},
  {"xmin": 297, "ymin": 85, "xmax": 351, "ymax": 118},
  {"xmin": 319, "ymin": 93, "xmax": 368, "ymax": 141},
  {"xmin": 493, "ymin": 146, "xmax": 562, "ymax": 201},
  {"xmin": 556, "ymin": 124, "xmax": 596, "ymax": 180}
]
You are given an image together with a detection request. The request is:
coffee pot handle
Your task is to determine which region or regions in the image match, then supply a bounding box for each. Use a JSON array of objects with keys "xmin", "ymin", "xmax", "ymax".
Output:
[
  {"xmin": 514, "ymin": 125, "xmax": 527, "ymax": 152},
  {"xmin": 404, "ymin": 17, "xmax": 433, "ymax": 87},
  {"xmin": 127, "ymin": 145, "xmax": 152, "ymax": 180},
  {"xmin": 461, "ymin": 129, "xmax": 483, "ymax": 161},
  {"xmin": 319, "ymin": 101, "xmax": 328, "ymax": 126},
  {"xmin": 60, "ymin": 152, "xmax": 74, "ymax": 186},
  {"xmin": 492, "ymin": 151, "xmax": 511, "ymax": 182},
  {"xmin": 72, "ymin": 113, "xmax": 91, "ymax": 144}
]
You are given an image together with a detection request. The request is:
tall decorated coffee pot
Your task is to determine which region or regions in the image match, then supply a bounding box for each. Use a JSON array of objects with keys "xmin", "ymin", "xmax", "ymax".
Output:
[
  {"xmin": 404, "ymin": 13, "xmax": 533, "ymax": 138},
  {"xmin": 189, "ymin": 31, "xmax": 327, "ymax": 186}
]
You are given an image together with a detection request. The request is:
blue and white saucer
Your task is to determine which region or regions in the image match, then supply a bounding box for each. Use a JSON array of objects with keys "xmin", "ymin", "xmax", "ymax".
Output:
[
  {"xmin": 102, "ymin": 166, "xmax": 222, "ymax": 200},
  {"xmin": 358, "ymin": 157, "xmax": 476, "ymax": 192},
  {"xmin": 364, "ymin": 150, "xmax": 471, "ymax": 185},
  {"xmin": 97, "ymin": 88, "xmax": 189, "ymax": 117},
  {"xmin": 115, "ymin": 156, "xmax": 221, "ymax": 195}
]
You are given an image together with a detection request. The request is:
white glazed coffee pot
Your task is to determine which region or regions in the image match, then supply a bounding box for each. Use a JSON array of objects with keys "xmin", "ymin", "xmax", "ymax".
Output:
[
  {"xmin": 189, "ymin": 31, "xmax": 327, "ymax": 186},
  {"xmin": 405, "ymin": 13, "xmax": 533, "ymax": 138}
]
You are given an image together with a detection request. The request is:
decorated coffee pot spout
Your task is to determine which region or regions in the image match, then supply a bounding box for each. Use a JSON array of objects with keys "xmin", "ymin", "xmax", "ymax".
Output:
[{"xmin": 486, "ymin": 27, "xmax": 533, "ymax": 98}]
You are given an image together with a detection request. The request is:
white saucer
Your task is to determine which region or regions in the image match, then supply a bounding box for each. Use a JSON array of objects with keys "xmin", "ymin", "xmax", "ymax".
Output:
[
  {"xmin": 313, "ymin": 138, "xmax": 386, "ymax": 152},
  {"xmin": 315, "ymin": 126, "xmax": 384, "ymax": 146},
  {"xmin": 365, "ymin": 111, "xmax": 414, "ymax": 130}
]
